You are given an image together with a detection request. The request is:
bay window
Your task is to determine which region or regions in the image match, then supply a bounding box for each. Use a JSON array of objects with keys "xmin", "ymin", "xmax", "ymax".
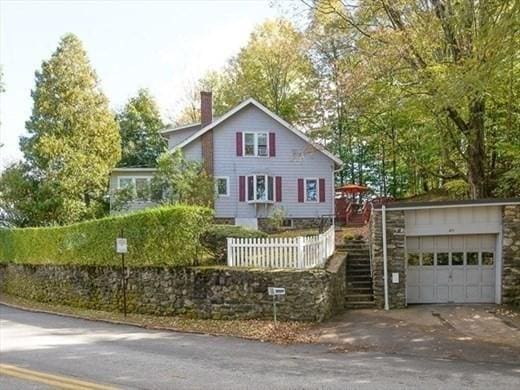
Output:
[{"xmin": 247, "ymin": 175, "xmax": 274, "ymax": 202}]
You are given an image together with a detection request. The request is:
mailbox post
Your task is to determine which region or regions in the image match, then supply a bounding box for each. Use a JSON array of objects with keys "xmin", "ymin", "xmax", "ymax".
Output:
[
  {"xmin": 268, "ymin": 287, "xmax": 286, "ymax": 326},
  {"xmin": 116, "ymin": 230, "xmax": 128, "ymax": 317}
]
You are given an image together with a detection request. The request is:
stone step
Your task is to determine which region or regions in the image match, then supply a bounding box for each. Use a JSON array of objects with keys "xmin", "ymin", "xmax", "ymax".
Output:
[
  {"xmin": 346, "ymin": 252, "xmax": 370, "ymax": 257},
  {"xmin": 345, "ymin": 294, "xmax": 374, "ymax": 302},
  {"xmin": 347, "ymin": 289, "xmax": 373, "ymax": 295},
  {"xmin": 347, "ymin": 259, "xmax": 370, "ymax": 263},
  {"xmin": 347, "ymin": 284, "xmax": 372, "ymax": 290},
  {"xmin": 347, "ymin": 279, "xmax": 372, "ymax": 285},
  {"xmin": 347, "ymin": 285, "xmax": 373, "ymax": 291},
  {"xmin": 347, "ymin": 274, "xmax": 372, "ymax": 282},
  {"xmin": 345, "ymin": 301, "xmax": 376, "ymax": 309},
  {"xmin": 346, "ymin": 268, "xmax": 371, "ymax": 273}
]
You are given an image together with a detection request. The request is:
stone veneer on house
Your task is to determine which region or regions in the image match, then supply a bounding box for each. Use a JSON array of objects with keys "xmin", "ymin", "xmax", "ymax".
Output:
[
  {"xmin": 502, "ymin": 205, "xmax": 520, "ymax": 305},
  {"xmin": 0, "ymin": 253, "xmax": 346, "ymax": 322},
  {"xmin": 369, "ymin": 209, "xmax": 407, "ymax": 309}
]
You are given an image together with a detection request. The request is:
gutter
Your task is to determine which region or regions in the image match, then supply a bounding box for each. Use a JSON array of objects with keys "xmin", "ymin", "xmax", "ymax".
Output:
[{"xmin": 382, "ymin": 205, "xmax": 389, "ymax": 311}]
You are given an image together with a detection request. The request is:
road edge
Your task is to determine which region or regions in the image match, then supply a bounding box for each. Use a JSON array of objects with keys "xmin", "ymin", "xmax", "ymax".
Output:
[{"xmin": 0, "ymin": 300, "xmax": 260, "ymax": 341}]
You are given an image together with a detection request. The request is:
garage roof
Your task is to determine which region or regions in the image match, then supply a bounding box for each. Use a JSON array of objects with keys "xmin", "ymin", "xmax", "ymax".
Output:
[{"xmin": 373, "ymin": 198, "xmax": 520, "ymax": 211}]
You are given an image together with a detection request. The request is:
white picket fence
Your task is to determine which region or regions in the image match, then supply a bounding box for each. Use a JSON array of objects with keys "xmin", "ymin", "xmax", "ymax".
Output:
[{"xmin": 226, "ymin": 226, "xmax": 335, "ymax": 269}]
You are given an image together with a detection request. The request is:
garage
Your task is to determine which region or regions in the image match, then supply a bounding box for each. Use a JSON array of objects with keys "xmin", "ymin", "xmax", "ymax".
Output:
[
  {"xmin": 406, "ymin": 234, "xmax": 497, "ymax": 303},
  {"xmin": 403, "ymin": 205, "xmax": 502, "ymax": 304},
  {"xmin": 368, "ymin": 199, "xmax": 520, "ymax": 309}
]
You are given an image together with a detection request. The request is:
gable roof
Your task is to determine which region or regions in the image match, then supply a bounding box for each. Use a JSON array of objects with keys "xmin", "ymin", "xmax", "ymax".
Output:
[
  {"xmin": 161, "ymin": 122, "xmax": 201, "ymax": 136},
  {"xmin": 173, "ymin": 98, "xmax": 343, "ymax": 166}
]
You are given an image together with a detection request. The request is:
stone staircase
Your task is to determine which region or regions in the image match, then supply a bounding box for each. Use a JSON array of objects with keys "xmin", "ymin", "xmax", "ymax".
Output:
[{"xmin": 343, "ymin": 239, "xmax": 375, "ymax": 309}]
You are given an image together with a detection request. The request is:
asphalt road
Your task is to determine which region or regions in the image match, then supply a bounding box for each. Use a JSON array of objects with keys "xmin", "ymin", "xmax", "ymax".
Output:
[{"xmin": 1, "ymin": 305, "xmax": 519, "ymax": 390}]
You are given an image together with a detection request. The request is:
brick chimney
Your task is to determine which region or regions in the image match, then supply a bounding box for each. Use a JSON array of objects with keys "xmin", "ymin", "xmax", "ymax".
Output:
[
  {"xmin": 200, "ymin": 91, "xmax": 214, "ymax": 176},
  {"xmin": 200, "ymin": 91, "xmax": 213, "ymax": 126}
]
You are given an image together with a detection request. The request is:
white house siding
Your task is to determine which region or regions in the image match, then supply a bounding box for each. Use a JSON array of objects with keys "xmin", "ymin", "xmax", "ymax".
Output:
[
  {"xmin": 183, "ymin": 138, "xmax": 203, "ymax": 162},
  {"xmin": 206, "ymin": 105, "xmax": 334, "ymax": 219},
  {"xmin": 166, "ymin": 125, "xmax": 200, "ymax": 149}
]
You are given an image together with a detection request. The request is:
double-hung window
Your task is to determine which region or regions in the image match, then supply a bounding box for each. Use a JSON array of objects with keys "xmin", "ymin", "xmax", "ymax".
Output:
[
  {"xmin": 305, "ymin": 178, "xmax": 318, "ymax": 202},
  {"xmin": 247, "ymin": 175, "xmax": 274, "ymax": 202},
  {"xmin": 243, "ymin": 132, "xmax": 268, "ymax": 157},
  {"xmin": 215, "ymin": 177, "xmax": 229, "ymax": 197}
]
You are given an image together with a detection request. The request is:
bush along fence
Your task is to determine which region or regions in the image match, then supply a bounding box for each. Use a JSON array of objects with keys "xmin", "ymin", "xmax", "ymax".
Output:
[
  {"xmin": 227, "ymin": 226, "xmax": 335, "ymax": 269},
  {"xmin": 0, "ymin": 205, "xmax": 213, "ymax": 267}
]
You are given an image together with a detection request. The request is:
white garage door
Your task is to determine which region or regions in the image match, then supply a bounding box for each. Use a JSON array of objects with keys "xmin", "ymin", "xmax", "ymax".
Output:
[{"xmin": 406, "ymin": 234, "xmax": 496, "ymax": 303}]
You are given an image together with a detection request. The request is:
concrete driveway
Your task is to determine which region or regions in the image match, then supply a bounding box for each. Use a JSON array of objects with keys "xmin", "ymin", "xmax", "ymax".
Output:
[{"xmin": 312, "ymin": 305, "xmax": 520, "ymax": 364}]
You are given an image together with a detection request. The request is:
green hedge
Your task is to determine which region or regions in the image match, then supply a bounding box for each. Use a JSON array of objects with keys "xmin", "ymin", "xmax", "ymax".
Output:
[
  {"xmin": 0, "ymin": 205, "xmax": 213, "ymax": 266},
  {"xmin": 200, "ymin": 224, "xmax": 268, "ymax": 262}
]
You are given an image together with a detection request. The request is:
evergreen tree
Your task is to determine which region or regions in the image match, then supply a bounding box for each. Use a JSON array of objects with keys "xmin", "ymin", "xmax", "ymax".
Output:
[
  {"xmin": 117, "ymin": 89, "xmax": 165, "ymax": 167},
  {"xmin": 19, "ymin": 33, "xmax": 120, "ymax": 224}
]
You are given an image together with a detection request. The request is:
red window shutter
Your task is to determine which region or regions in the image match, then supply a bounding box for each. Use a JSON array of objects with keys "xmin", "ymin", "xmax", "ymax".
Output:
[
  {"xmin": 297, "ymin": 178, "xmax": 304, "ymax": 203},
  {"xmin": 275, "ymin": 176, "xmax": 282, "ymax": 202},
  {"xmin": 269, "ymin": 132, "xmax": 276, "ymax": 157},
  {"xmin": 319, "ymin": 178, "xmax": 326, "ymax": 202},
  {"xmin": 239, "ymin": 176, "xmax": 245, "ymax": 201},
  {"xmin": 236, "ymin": 132, "xmax": 243, "ymax": 156}
]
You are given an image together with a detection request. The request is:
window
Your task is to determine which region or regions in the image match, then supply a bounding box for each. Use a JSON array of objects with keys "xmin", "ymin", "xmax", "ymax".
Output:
[
  {"xmin": 452, "ymin": 252, "xmax": 464, "ymax": 266},
  {"xmin": 437, "ymin": 252, "xmax": 449, "ymax": 266},
  {"xmin": 243, "ymin": 132, "xmax": 269, "ymax": 157},
  {"xmin": 407, "ymin": 253, "xmax": 420, "ymax": 266},
  {"xmin": 135, "ymin": 178, "xmax": 150, "ymax": 201},
  {"xmin": 119, "ymin": 178, "xmax": 133, "ymax": 189},
  {"xmin": 305, "ymin": 179, "xmax": 318, "ymax": 202},
  {"xmin": 282, "ymin": 219, "xmax": 293, "ymax": 228},
  {"xmin": 244, "ymin": 133, "xmax": 255, "ymax": 156},
  {"xmin": 467, "ymin": 252, "xmax": 479, "ymax": 265},
  {"xmin": 422, "ymin": 253, "xmax": 434, "ymax": 266},
  {"xmin": 247, "ymin": 175, "xmax": 274, "ymax": 202},
  {"xmin": 117, "ymin": 177, "xmax": 152, "ymax": 201},
  {"xmin": 257, "ymin": 133, "xmax": 268, "ymax": 156},
  {"xmin": 482, "ymin": 252, "xmax": 494, "ymax": 266},
  {"xmin": 215, "ymin": 177, "xmax": 229, "ymax": 197}
]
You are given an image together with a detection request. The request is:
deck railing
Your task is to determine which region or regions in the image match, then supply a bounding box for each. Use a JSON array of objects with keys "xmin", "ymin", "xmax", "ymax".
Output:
[{"xmin": 226, "ymin": 226, "xmax": 335, "ymax": 269}]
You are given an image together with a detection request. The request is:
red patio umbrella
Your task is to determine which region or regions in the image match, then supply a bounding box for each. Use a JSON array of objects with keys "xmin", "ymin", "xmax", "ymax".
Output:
[{"xmin": 335, "ymin": 184, "xmax": 369, "ymax": 194}]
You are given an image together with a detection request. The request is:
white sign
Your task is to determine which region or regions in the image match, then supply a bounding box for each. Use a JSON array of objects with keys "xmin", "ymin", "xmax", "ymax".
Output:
[
  {"xmin": 116, "ymin": 238, "xmax": 128, "ymax": 254},
  {"xmin": 268, "ymin": 287, "xmax": 286, "ymax": 296},
  {"xmin": 392, "ymin": 272, "xmax": 399, "ymax": 284}
]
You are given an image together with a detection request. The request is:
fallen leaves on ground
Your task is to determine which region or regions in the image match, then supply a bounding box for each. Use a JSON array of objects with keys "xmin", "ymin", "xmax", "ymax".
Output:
[{"xmin": 0, "ymin": 294, "xmax": 317, "ymax": 345}]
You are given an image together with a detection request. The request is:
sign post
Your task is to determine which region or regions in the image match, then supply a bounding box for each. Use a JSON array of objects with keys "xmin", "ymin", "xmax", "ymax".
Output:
[
  {"xmin": 268, "ymin": 287, "xmax": 286, "ymax": 326},
  {"xmin": 116, "ymin": 231, "xmax": 128, "ymax": 317}
]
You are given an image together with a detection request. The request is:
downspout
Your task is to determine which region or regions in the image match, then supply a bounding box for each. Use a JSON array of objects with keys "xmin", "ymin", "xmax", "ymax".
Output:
[{"xmin": 382, "ymin": 205, "xmax": 390, "ymax": 310}]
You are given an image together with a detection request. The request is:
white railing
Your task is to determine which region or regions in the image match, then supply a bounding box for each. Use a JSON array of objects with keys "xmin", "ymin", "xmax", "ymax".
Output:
[{"xmin": 226, "ymin": 226, "xmax": 335, "ymax": 269}]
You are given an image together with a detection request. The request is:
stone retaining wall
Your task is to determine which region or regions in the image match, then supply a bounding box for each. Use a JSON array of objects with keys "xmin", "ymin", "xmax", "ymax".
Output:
[
  {"xmin": 0, "ymin": 254, "xmax": 346, "ymax": 322},
  {"xmin": 503, "ymin": 205, "xmax": 520, "ymax": 306},
  {"xmin": 369, "ymin": 209, "xmax": 406, "ymax": 309}
]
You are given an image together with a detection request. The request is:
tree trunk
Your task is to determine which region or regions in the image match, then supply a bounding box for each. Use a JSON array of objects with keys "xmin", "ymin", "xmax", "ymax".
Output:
[{"xmin": 466, "ymin": 98, "xmax": 487, "ymax": 199}]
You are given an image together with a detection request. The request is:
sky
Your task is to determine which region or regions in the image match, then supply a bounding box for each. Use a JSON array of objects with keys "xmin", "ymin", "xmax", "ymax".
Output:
[{"xmin": 0, "ymin": 0, "xmax": 289, "ymax": 169}]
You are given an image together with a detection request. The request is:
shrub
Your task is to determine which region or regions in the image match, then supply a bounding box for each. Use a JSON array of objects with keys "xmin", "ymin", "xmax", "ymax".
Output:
[
  {"xmin": 263, "ymin": 207, "xmax": 287, "ymax": 232},
  {"xmin": 200, "ymin": 224, "xmax": 268, "ymax": 261},
  {"xmin": 0, "ymin": 205, "xmax": 213, "ymax": 267}
]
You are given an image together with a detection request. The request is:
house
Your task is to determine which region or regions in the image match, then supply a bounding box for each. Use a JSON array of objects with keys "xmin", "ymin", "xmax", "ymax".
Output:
[{"xmin": 110, "ymin": 92, "xmax": 342, "ymax": 229}]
